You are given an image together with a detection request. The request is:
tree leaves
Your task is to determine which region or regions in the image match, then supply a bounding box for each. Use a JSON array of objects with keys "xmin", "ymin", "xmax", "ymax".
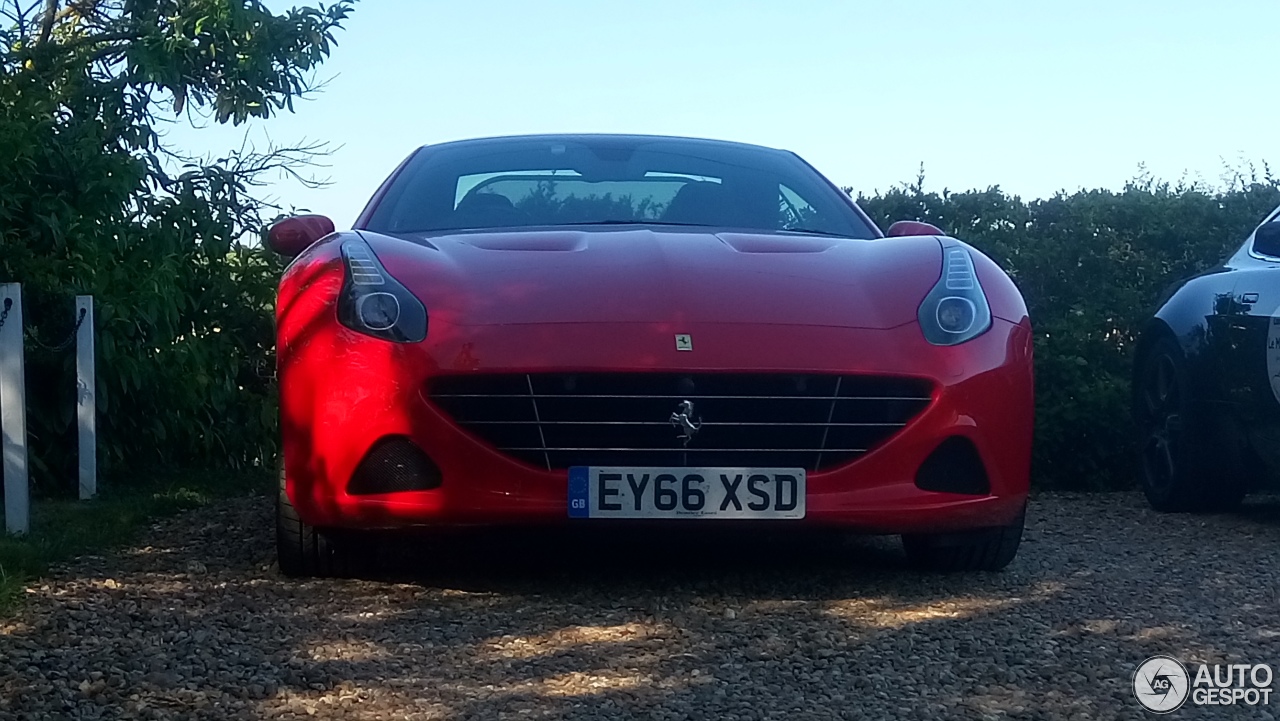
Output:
[{"xmin": 0, "ymin": 0, "xmax": 352, "ymax": 494}]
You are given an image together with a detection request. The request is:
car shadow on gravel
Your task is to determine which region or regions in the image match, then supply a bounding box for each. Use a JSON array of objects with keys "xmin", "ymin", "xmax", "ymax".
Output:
[{"xmin": 365, "ymin": 526, "xmax": 1019, "ymax": 602}]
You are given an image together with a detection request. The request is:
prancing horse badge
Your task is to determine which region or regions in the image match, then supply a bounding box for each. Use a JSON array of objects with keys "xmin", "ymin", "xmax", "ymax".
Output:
[{"xmin": 675, "ymin": 334, "xmax": 693, "ymax": 351}]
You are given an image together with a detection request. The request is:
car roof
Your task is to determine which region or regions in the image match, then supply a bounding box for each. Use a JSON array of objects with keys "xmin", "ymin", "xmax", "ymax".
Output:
[{"xmin": 416, "ymin": 133, "xmax": 791, "ymax": 156}]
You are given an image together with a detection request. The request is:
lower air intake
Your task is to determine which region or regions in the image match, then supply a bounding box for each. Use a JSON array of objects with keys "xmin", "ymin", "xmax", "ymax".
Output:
[
  {"xmin": 347, "ymin": 437, "xmax": 442, "ymax": 495},
  {"xmin": 914, "ymin": 436, "xmax": 990, "ymax": 495}
]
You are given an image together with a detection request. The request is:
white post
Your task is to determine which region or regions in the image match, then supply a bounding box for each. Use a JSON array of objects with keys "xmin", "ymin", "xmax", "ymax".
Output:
[
  {"xmin": 76, "ymin": 296, "xmax": 96, "ymax": 500},
  {"xmin": 0, "ymin": 283, "xmax": 28, "ymax": 535}
]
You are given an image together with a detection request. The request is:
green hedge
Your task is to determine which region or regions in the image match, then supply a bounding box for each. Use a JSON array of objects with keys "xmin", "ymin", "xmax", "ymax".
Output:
[
  {"xmin": 856, "ymin": 171, "xmax": 1280, "ymax": 488},
  {"xmin": 0, "ymin": 82, "xmax": 283, "ymax": 486}
]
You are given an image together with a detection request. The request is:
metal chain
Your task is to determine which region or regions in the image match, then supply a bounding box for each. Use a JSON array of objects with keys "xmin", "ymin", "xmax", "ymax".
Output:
[{"xmin": 27, "ymin": 306, "xmax": 88, "ymax": 353}]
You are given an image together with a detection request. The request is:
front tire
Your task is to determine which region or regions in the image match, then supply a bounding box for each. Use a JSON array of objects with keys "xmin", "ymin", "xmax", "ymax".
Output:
[
  {"xmin": 1135, "ymin": 336, "xmax": 1246, "ymax": 513},
  {"xmin": 901, "ymin": 506, "xmax": 1025, "ymax": 572},
  {"xmin": 276, "ymin": 473, "xmax": 367, "ymax": 578}
]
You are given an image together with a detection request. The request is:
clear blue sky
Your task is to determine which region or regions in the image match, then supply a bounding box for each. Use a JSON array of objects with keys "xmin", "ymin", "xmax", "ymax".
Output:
[{"xmin": 165, "ymin": 0, "xmax": 1280, "ymax": 228}]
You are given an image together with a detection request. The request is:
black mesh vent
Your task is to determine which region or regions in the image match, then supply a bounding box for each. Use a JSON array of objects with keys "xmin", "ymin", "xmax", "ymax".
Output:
[
  {"xmin": 428, "ymin": 373, "xmax": 933, "ymax": 472},
  {"xmin": 914, "ymin": 436, "xmax": 990, "ymax": 495},
  {"xmin": 347, "ymin": 437, "xmax": 442, "ymax": 495}
]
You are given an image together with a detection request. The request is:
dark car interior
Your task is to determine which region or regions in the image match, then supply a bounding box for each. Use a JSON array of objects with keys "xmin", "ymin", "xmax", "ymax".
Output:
[
  {"xmin": 660, "ymin": 181, "xmax": 746, "ymax": 227},
  {"xmin": 452, "ymin": 191, "xmax": 524, "ymax": 228},
  {"xmin": 450, "ymin": 179, "xmax": 750, "ymax": 230}
]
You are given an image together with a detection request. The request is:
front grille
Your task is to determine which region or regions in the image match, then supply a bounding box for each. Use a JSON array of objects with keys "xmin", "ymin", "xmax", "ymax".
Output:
[{"xmin": 429, "ymin": 373, "xmax": 933, "ymax": 472}]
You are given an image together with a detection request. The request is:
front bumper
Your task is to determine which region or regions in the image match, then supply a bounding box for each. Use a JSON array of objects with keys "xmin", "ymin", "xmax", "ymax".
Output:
[{"xmin": 280, "ymin": 315, "xmax": 1033, "ymax": 535}]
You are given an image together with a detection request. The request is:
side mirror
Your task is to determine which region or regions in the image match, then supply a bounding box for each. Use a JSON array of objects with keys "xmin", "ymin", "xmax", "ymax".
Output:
[
  {"xmin": 267, "ymin": 214, "xmax": 336, "ymax": 257},
  {"xmin": 886, "ymin": 220, "xmax": 944, "ymax": 238},
  {"xmin": 1254, "ymin": 220, "xmax": 1280, "ymax": 258}
]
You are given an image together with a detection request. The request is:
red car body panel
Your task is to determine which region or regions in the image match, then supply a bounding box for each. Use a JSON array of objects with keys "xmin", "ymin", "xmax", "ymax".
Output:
[{"xmin": 278, "ymin": 226, "xmax": 1033, "ymax": 534}]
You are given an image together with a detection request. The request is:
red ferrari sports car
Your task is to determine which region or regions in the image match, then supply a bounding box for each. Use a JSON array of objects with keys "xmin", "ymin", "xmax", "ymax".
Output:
[{"xmin": 267, "ymin": 134, "xmax": 1033, "ymax": 577}]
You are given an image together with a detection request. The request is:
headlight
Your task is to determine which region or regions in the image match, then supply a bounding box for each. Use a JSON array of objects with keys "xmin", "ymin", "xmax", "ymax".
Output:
[
  {"xmin": 337, "ymin": 240, "xmax": 428, "ymax": 342},
  {"xmin": 918, "ymin": 242, "xmax": 992, "ymax": 345}
]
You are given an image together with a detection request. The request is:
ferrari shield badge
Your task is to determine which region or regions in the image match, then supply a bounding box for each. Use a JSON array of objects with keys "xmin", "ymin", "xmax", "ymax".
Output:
[
  {"xmin": 675, "ymin": 334, "xmax": 693, "ymax": 351},
  {"xmin": 1269, "ymin": 312, "xmax": 1280, "ymax": 404}
]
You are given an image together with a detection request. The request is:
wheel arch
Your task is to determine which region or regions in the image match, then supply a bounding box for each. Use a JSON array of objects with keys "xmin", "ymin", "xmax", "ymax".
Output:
[
  {"xmin": 1131, "ymin": 317, "xmax": 1178, "ymax": 421},
  {"xmin": 1141, "ymin": 270, "xmax": 1239, "ymax": 407}
]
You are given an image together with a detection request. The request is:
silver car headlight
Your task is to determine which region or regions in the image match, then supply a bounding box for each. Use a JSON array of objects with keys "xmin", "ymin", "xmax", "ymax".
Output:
[
  {"xmin": 337, "ymin": 240, "xmax": 428, "ymax": 343},
  {"xmin": 918, "ymin": 241, "xmax": 992, "ymax": 346}
]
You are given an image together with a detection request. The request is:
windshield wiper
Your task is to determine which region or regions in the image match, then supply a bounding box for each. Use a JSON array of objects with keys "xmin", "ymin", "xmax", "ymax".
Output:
[
  {"xmin": 559, "ymin": 221, "xmax": 858, "ymax": 239},
  {"xmin": 776, "ymin": 227, "xmax": 854, "ymax": 239},
  {"xmin": 554, "ymin": 220, "xmax": 712, "ymax": 228}
]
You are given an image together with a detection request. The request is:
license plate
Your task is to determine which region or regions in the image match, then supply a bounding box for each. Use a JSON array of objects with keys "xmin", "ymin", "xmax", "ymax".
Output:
[{"xmin": 568, "ymin": 466, "xmax": 806, "ymax": 519}]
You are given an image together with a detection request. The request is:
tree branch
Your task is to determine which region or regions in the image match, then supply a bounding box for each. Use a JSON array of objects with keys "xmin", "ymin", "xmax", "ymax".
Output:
[
  {"xmin": 64, "ymin": 28, "xmax": 143, "ymax": 51},
  {"xmin": 3, "ymin": 0, "xmax": 42, "ymax": 41},
  {"xmin": 36, "ymin": 0, "xmax": 57, "ymax": 46}
]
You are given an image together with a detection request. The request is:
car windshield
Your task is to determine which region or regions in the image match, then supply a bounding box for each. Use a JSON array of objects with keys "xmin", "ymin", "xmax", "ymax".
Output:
[{"xmin": 362, "ymin": 136, "xmax": 878, "ymax": 239}]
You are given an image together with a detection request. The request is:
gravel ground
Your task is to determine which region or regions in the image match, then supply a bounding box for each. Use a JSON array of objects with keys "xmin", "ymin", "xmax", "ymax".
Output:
[{"xmin": 1, "ymin": 492, "xmax": 1278, "ymax": 720}]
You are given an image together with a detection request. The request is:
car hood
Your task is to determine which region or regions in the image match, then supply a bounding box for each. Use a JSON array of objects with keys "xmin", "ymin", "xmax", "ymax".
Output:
[{"xmin": 358, "ymin": 228, "xmax": 943, "ymax": 329}]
